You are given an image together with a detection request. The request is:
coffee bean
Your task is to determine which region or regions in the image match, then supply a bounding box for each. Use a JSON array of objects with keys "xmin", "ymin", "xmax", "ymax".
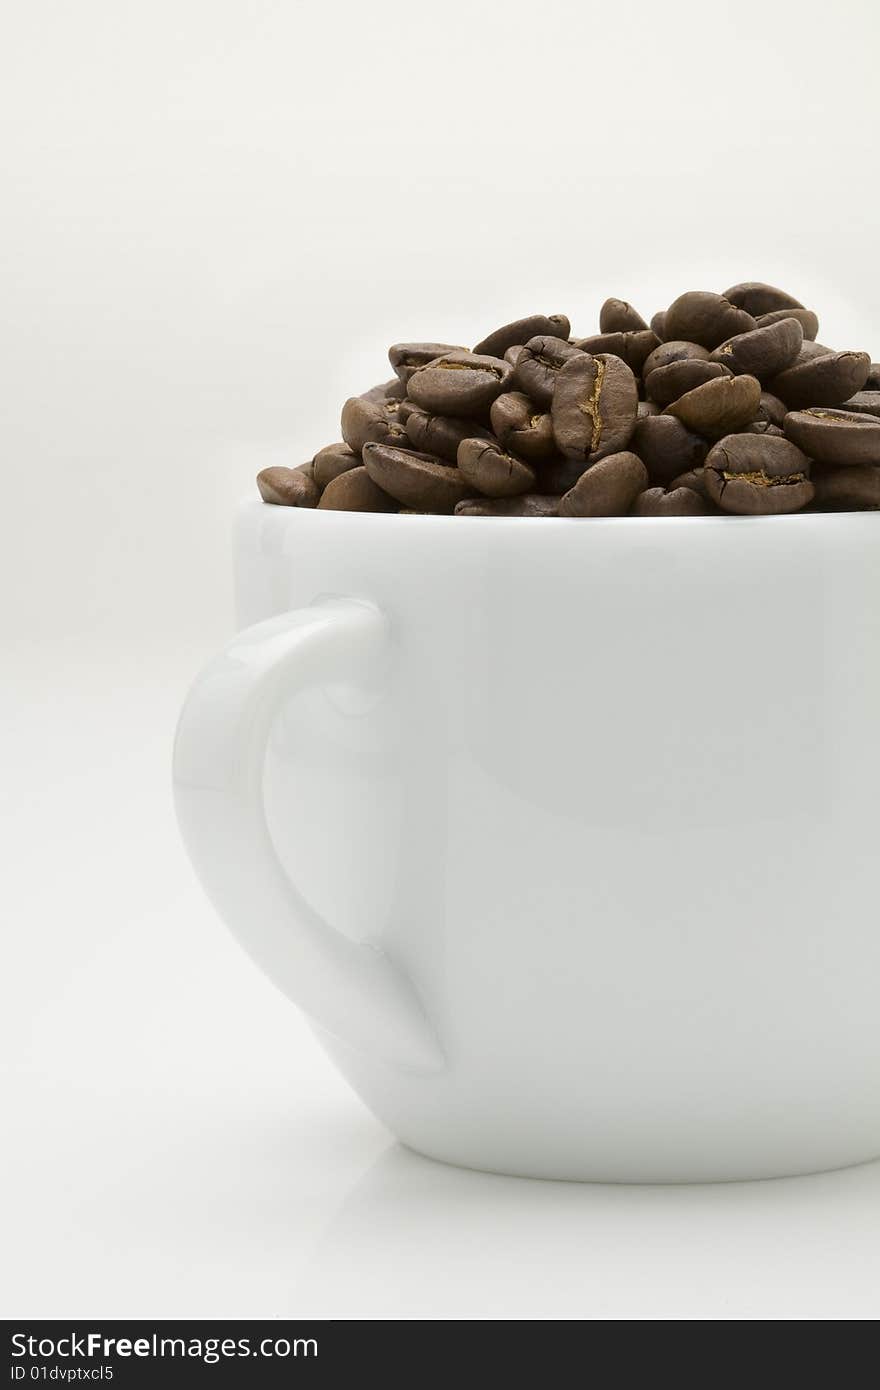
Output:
[
  {"xmin": 256, "ymin": 465, "xmax": 320, "ymax": 507},
  {"xmin": 317, "ymin": 466, "xmax": 398, "ymax": 512},
  {"xmin": 472, "ymin": 314, "xmax": 571, "ymax": 359},
  {"xmin": 457, "ymin": 437, "xmax": 537, "ymax": 497},
  {"xmin": 743, "ymin": 421, "xmax": 785, "ymax": 436},
  {"xmin": 454, "ymin": 495, "xmax": 560, "ymax": 516},
  {"xmin": 600, "ymin": 298, "xmax": 649, "ymax": 333},
  {"xmin": 362, "ymin": 441, "xmax": 472, "ymax": 511},
  {"xmin": 407, "ymin": 351, "xmax": 511, "ymax": 416},
  {"xmin": 665, "ymin": 374, "xmax": 761, "ymax": 437},
  {"xmin": 704, "ymin": 434, "xmax": 813, "ymax": 514},
  {"xmin": 632, "ymin": 485, "xmax": 711, "ymax": 516},
  {"xmin": 573, "ymin": 330, "xmax": 658, "ymax": 374},
  {"xmin": 642, "ymin": 340, "xmax": 711, "ymax": 378},
  {"xmin": 504, "ymin": 344, "xmax": 525, "ymax": 367},
  {"xmin": 361, "ymin": 377, "xmax": 407, "ymax": 403},
  {"xmin": 551, "ymin": 352, "xmax": 639, "ymax": 461},
  {"xmin": 645, "ymin": 359, "xmax": 731, "ymax": 407},
  {"xmin": 791, "ymin": 340, "xmax": 834, "ymax": 363},
  {"xmin": 558, "ymin": 451, "xmax": 648, "ymax": 517},
  {"xmin": 490, "ymin": 392, "xmax": 558, "ymax": 462},
  {"xmin": 866, "ymin": 364, "xmax": 880, "ymax": 390},
  {"xmin": 840, "ymin": 391, "xmax": 880, "ymax": 419},
  {"xmin": 404, "ymin": 406, "xmax": 493, "ymax": 462},
  {"xmin": 650, "ymin": 309, "xmax": 667, "ymax": 340},
  {"xmin": 638, "ymin": 400, "xmax": 661, "ymax": 417},
  {"xmin": 769, "ymin": 351, "xmax": 871, "ymax": 409},
  {"xmin": 711, "ymin": 316, "xmax": 803, "ymax": 381},
  {"xmin": 312, "ymin": 442, "xmax": 361, "ymax": 487},
  {"xmin": 811, "ymin": 465, "xmax": 880, "ymax": 510},
  {"xmin": 663, "ymin": 292, "xmax": 756, "ymax": 349},
  {"xmin": 668, "ymin": 467, "xmax": 711, "ymax": 499},
  {"xmin": 783, "ymin": 408, "xmax": 880, "ymax": 466},
  {"xmin": 755, "ymin": 392, "xmax": 788, "ymax": 427},
  {"xmin": 755, "ymin": 307, "xmax": 820, "ymax": 342},
  {"xmin": 511, "ymin": 335, "xmax": 584, "ymax": 407},
  {"xmin": 388, "ymin": 343, "xmax": 467, "ymax": 384},
  {"xmin": 341, "ymin": 395, "xmax": 410, "ymax": 454},
  {"xmin": 632, "ymin": 414, "xmax": 710, "ymax": 485},
  {"xmin": 722, "ymin": 281, "xmax": 804, "ymax": 316}
]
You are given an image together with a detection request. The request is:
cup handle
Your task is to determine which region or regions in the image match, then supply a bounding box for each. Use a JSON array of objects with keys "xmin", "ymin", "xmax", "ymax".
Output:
[{"xmin": 172, "ymin": 597, "xmax": 442, "ymax": 1073}]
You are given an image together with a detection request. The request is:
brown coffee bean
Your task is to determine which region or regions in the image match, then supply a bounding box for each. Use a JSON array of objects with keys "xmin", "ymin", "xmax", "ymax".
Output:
[
  {"xmin": 362, "ymin": 442, "xmax": 472, "ymax": 511},
  {"xmin": 457, "ymin": 437, "xmax": 536, "ymax": 497},
  {"xmin": 388, "ymin": 343, "xmax": 467, "ymax": 384},
  {"xmin": 558, "ymin": 451, "xmax": 648, "ymax": 517},
  {"xmin": 755, "ymin": 392, "xmax": 788, "ymax": 427},
  {"xmin": 811, "ymin": 465, "xmax": 880, "ymax": 510},
  {"xmin": 645, "ymin": 359, "xmax": 731, "ymax": 407},
  {"xmin": 650, "ymin": 309, "xmax": 667, "ymax": 340},
  {"xmin": 866, "ymin": 365, "xmax": 880, "ymax": 390},
  {"xmin": 511, "ymin": 336, "xmax": 583, "ymax": 407},
  {"xmin": 361, "ymin": 377, "xmax": 407, "ymax": 403},
  {"xmin": 312, "ymin": 442, "xmax": 361, "ymax": 488},
  {"xmin": 472, "ymin": 314, "xmax": 571, "ymax": 359},
  {"xmin": 573, "ymin": 330, "xmax": 659, "ymax": 374},
  {"xmin": 404, "ymin": 406, "xmax": 493, "ymax": 462},
  {"xmin": 743, "ymin": 421, "xmax": 785, "ymax": 436},
  {"xmin": 599, "ymin": 298, "xmax": 649, "ymax": 333},
  {"xmin": 668, "ymin": 467, "xmax": 711, "ymax": 499},
  {"xmin": 504, "ymin": 344, "xmax": 525, "ymax": 368},
  {"xmin": 317, "ymin": 467, "xmax": 398, "ymax": 512},
  {"xmin": 755, "ymin": 307, "xmax": 819, "ymax": 342},
  {"xmin": 632, "ymin": 486, "xmax": 711, "ymax": 516},
  {"xmin": 631, "ymin": 414, "xmax": 709, "ymax": 485},
  {"xmin": 551, "ymin": 352, "xmax": 639, "ymax": 461},
  {"xmin": 638, "ymin": 400, "xmax": 660, "ymax": 418},
  {"xmin": 665, "ymin": 374, "xmax": 762, "ymax": 437},
  {"xmin": 663, "ymin": 292, "xmax": 756, "ymax": 350},
  {"xmin": 407, "ymin": 351, "xmax": 511, "ymax": 416},
  {"xmin": 256, "ymin": 466, "xmax": 320, "ymax": 508},
  {"xmin": 840, "ymin": 391, "xmax": 880, "ymax": 419},
  {"xmin": 769, "ymin": 351, "xmax": 871, "ymax": 409},
  {"xmin": 454, "ymin": 494, "xmax": 559, "ymax": 517},
  {"xmin": 783, "ymin": 408, "xmax": 880, "ymax": 466},
  {"xmin": 722, "ymin": 281, "xmax": 804, "ymax": 316},
  {"xmin": 490, "ymin": 392, "xmax": 557, "ymax": 462},
  {"xmin": 642, "ymin": 340, "xmax": 711, "ymax": 378},
  {"xmin": 790, "ymin": 340, "xmax": 834, "ymax": 364},
  {"xmin": 341, "ymin": 395, "xmax": 410, "ymax": 454},
  {"xmin": 704, "ymin": 434, "xmax": 813, "ymax": 514},
  {"xmin": 711, "ymin": 316, "xmax": 803, "ymax": 381}
]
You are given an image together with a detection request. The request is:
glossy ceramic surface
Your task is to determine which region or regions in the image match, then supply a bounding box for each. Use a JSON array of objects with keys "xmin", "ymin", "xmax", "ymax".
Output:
[{"xmin": 174, "ymin": 503, "xmax": 880, "ymax": 1181}]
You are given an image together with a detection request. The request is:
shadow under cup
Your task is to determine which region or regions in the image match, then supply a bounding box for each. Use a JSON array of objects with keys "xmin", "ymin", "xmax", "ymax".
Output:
[{"xmin": 176, "ymin": 504, "xmax": 880, "ymax": 1182}]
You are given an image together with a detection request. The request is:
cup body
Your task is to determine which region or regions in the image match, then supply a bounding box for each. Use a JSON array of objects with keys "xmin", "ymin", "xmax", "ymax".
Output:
[{"xmin": 234, "ymin": 502, "xmax": 880, "ymax": 1181}]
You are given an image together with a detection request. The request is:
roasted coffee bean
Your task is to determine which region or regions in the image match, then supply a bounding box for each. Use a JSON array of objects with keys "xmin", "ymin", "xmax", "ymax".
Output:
[
  {"xmin": 407, "ymin": 351, "xmax": 511, "ymax": 416},
  {"xmin": 642, "ymin": 340, "xmax": 711, "ymax": 378},
  {"xmin": 755, "ymin": 392, "xmax": 788, "ymax": 427},
  {"xmin": 704, "ymin": 434, "xmax": 813, "ymax": 514},
  {"xmin": 490, "ymin": 392, "xmax": 558, "ymax": 462},
  {"xmin": 783, "ymin": 408, "xmax": 880, "ymax": 466},
  {"xmin": 558, "ymin": 451, "xmax": 648, "ymax": 517},
  {"xmin": 573, "ymin": 330, "xmax": 658, "ymax": 374},
  {"xmin": 473, "ymin": 314, "xmax": 570, "ymax": 359},
  {"xmin": 361, "ymin": 377, "xmax": 407, "ymax": 403},
  {"xmin": 841, "ymin": 391, "xmax": 880, "ymax": 419},
  {"xmin": 600, "ymin": 298, "xmax": 649, "ymax": 333},
  {"xmin": 388, "ymin": 343, "xmax": 467, "ymax": 384},
  {"xmin": 743, "ymin": 421, "xmax": 785, "ymax": 436},
  {"xmin": 811, "ymin": 465, "xmax": 880, "ymax": 510},
  {"xmin": 256, "ymin": 466, "xmax": 320, "ymax": 508},
  {"xmin": 866, "ymin": 364, "xmax": 880, "ymax": 390},
  {"xmin": 312, "ymin": 443, "xmax": 361, "ymax": 488},
  {"xmin": 711, "ymin": 316, "xmax": 803, "ymax": 381},
  {"xmin": 638, "ymin": 400, "xmax": 660, "ymax": 417},
  {"xmin": 632, "ymin": 485, "xmax": 711, "ymax": 516},
  {"xmin": 665, "ymin": 374, "xmax": 762, "ymax": 437},
  {"xmin": 769, "ymin": 351, "xmax": 871, "ymax": 409},
  {"xmin": 362, "ymin": 442, "xmax": 472, "ymax": 511},
  {"xmin": 645, "ymin": 359, "xmax": 731, "ymax": 407},
  {"xmin": 404, "ymin": 406, "xmax": 493, "ymax": 462},
  {"xmin": 755, "ymin": 307, "xmax": 820, "ymax": 342},
  {"xmin": 511, "ymin": 335, "xmax": 583, "ymax": 406},
  {"xmin": 650, "ymin": 309, "xmax": 667, "ymax": 340},
  {"xmin": 631, "ymin": 414, "xmax": 709, "ymax": 485},
  {"xmin": 504, "ymin": 344, "xmax": 525, "ymax": 367},
  {"xmin": 551, "ymin": 352, "xmax": 639, "ymax": 461},
  {"xmin": 791, "ymin": 340, "xmax": 834, "ymax": 363},
  {"xmin": 318, "ymin": 466, "xmax": 398, "ymax": 512},
  {"xmin": 663, "ymin": 292, "xmax": 756, "ymax": 350},
  {"xmin": 669, "ymin": 467, "xmax": 711, "ymax": 499},
  {"xmin": 341, "ymin": 395, "xmax": 410, "ymax": 454},
  {"xmin": 457, "ymin": 437, "xmax": 536, "ymax": 497},
  {"xmin": 722, "ymin": 281, "xmax": 804, "ymax": 316},
  {"xmin": 454, "ymin": 494, "xmax": 559, "ymax": 517}
]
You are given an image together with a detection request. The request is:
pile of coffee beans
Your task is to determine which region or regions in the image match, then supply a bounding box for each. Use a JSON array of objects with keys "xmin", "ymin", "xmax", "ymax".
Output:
[{"xmin": 257, "ymin": 284, "xmax": 880, "ymax": 517}]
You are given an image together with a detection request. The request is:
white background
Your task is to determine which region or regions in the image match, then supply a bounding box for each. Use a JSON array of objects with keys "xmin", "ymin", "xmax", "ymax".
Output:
[{"xmin": 3, "ymin": 0, "xmax": 880, "ymax": 1320}]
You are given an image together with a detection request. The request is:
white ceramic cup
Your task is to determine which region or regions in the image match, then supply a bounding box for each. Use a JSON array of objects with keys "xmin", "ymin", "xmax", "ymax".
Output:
[{"xmin": 173, "ymin": 502, "xmax": 880, "ymax": 1182}]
